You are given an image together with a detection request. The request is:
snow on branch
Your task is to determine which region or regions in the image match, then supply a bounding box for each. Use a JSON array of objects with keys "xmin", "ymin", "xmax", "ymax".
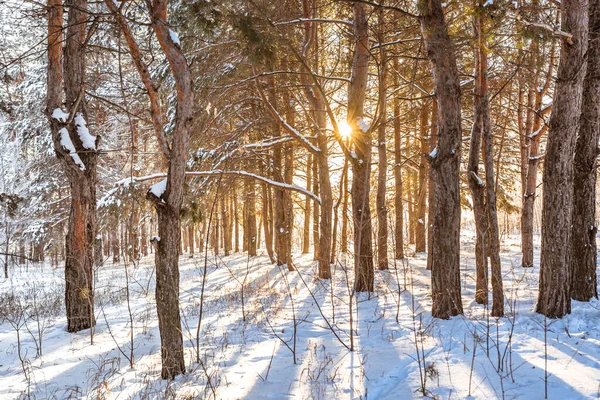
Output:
[
  {"xmin": 469, "ymin": 171, "xmax": 485, "ymax": 187},
  {"xmin": 59, "ymin": 128, "xmax": 86, "ymax": 171},
  {"xmin": 517, "ymin": 15, "xmax": 574, "ymax": 45},
  {"xmin": 243, "ymin": 136, "xmax": 294, "ymax": 149},
  {"xmin": 274, "ymin": 18, "xmax": 353, "ymax": 27},
  {"xmin": 186, "ymin": 171, "xmax": 320, "ymax": 203},
  {"xmin": 101, "ymin": 170, "xmax": 321, "ymax": 205}
]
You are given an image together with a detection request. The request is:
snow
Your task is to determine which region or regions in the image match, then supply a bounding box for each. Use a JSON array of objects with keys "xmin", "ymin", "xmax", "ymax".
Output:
[
  {"xmin": 357, "ymin": 117, "xmax": 370, "ymax": 133},
  {"xmin": 1, "ymin": 235, "xmax": 600, "ymax": 399},
  {"xmin": 169, "ymin": 29, "xmax": 180, "ymax": 46},
  {"xmin": 51, "ymin": 108, "xmax": 69, "ymax": 123},
  {"xmin": 529, "ymin": 126, "xmax": 544, "ymax": 139},
  {"xmin": 470, "ymin": 170, "xmax": 484, "ymax": 186},
  {"xmin": 149, "ymin": 178, "xmax": 167, "ymax": 199},
  {"xmin": 59, "ymin": 128, "xmax": 85, "ymax": 171},
  {"xmin": 74, "ymin": 113, "xmax": 95, "ymax": 150},
  {"xmin": 429, "ymin": 146, "xmax": 438, "ymax": 159}
]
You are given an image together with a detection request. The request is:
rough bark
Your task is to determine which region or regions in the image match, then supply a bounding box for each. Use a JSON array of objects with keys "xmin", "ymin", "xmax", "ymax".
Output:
[
  {"xmin": 537, "ymin": 0, "xmax": 589, "ymax": 318},
  {"xmin": 271, "ymin": 78, "xmax": 288, "ymax": 266},
  {"xmin": 349, "ymin": 2, "xmax": 374, "ymax": 292},
  {"xmin": 47, "ymin": 0, "xmax": 97, "ymax": 333},
  {"xmin": 570, "ymin": 0, "xmax": 599, "ymax": 302},
  {"xmin": 131, "ymin": 0, "xmax": 194, "ymax": 378},
  {"xmin": 420, "ymin": 0, "xmax": 463, "ymax": 318}
]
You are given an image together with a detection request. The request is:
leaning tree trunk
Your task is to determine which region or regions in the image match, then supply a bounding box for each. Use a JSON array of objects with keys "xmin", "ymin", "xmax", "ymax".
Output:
[
  {"xmin": 47, "ymin": 0, "xmax": 97, "ymax": 333},
  {"xmin": 537, "ymin": 0, "xmax": 589, "ymax": 318},
  {"xmin": 349, "ymin": 2, "xmax": 374, "ymax": 292},
  {"xmin": 420, "ymin": 0, "xmax": 463, "ymax": 318},
  {"xmin": 570, "ymin": 0, "xmax": 599, "ymax": 302}
]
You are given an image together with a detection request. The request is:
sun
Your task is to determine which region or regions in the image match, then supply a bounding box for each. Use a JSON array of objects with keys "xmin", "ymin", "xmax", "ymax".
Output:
[{"xmin": 338, "ymin": 120, "xmax": 352, "ymax": 138}]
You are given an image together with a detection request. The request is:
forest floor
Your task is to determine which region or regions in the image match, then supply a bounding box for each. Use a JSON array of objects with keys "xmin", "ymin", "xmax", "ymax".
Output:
[{"xmin": 1, "ymin": 232, "xmax": 599, "ymax": 399}]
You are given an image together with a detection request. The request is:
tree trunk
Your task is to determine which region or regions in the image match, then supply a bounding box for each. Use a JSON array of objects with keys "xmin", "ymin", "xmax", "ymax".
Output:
[
  {"xmin": 376, "ymin": 9, "xmax": 389, "ymax": 270},
  {"xmin": 332, "ymin": 159, "xmax": 348, "ymax": 264},
  {"xmin": 469, "ymin": 7, "xmax": 489, "ymax": 305},
  {"xmin": 46, "ymin": 0, "xmax": 97, "ymax": 332},
  {"xmin": 394, "ymin": 57, "xmax": 405, "ymax": 259},
  {"xmin": 188, "ymin": 224, "xmax": 194, "ymax": 257},
  {"xmin": 477, "ymin": 2, "xmax": 504, "ymax": 317},
  {"xmin": 312, "ymin": 154, "xmax": 320, "ymax": 261},
  {"xmin": 303, "ymin": 153, "xmax": 312, "ymax": 254},
  {"xmin": 570, "ymin": 0, "xmax": 599, "ymax": 302},
  {"xmin": 262, "ymin": 183, "xmax": 275, "ymax": 263},
  {"xmin": 234, "ymin": 189, "xmax": 240, "ymax": 253},
  {"xmin": 341, "ymin": 156, "xmax": 350, "ymax": 254},
  {"xmin": 521, "ymin": 27, "xmax": 555, "ymax": 268},
  {"xmin": 426, "ymin": 99, "xmax": 438, "ymax": 270},
  {"xmin": 153, "ymin": 204, "xmax": 185, "ymax": 378},
  {"xmin": 348, "ymin": 2, "xmax": 374, "ymax": 292},
  {"xmin": 222, "ymin": 196, "xmax": 230, "ymax": 256},
  {"xmin": 537, "ymin": 0, "xmax": 589, "ymax": 318},
  {"xmin": 271, "ymin": 78, "xmax": 288, "ymax": 266},
  {"xmin": 415, "ymin": 102, "xmax": 429, "ymax": 253},
  {"xmin": 111, "ymin": 224, "xmax": 120, "ymax": 263},
  {"xmin": 420, "ymin": 0, "xmax": 463, "ymax": 318}
]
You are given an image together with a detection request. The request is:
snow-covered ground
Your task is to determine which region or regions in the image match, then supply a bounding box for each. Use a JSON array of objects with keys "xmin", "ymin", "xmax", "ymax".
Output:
[{"xmin": 1, "ymin": 234, "xmax": 599, "ymax": 399}]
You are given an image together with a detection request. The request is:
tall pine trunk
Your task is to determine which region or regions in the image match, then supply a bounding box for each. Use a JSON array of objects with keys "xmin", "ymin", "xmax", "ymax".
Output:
[
  {"xmin": 376, "ymin": 11, "xmax": 389, "ymax": 270},
  {"xmin": 47, "ymin": 0, "xmax": 97, "ymax": 332},
  {"xmin": 349, "ymin": 2, "xmax": 374, "ymax": 292},
  {"xmin": 570, "ymin": 0, "xmax": 599, "ymax": 301},
  {"xmin": 537, "ymin": 0, "xmax": 589, "ymax": 318},
  {"xmin": 415, "ymin": 102, "xmax": 429, "ymax": 253},
  {"xmin": 477, "ymin": 3, "xmax": 504, "ymax": 317},
  {"xmin": 420, "ymin": 0, "xmax": 464, "ymax": 318},
  {"xmin": 469, "ymin": 5, "xmax": 489, "ymax": 305}
]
